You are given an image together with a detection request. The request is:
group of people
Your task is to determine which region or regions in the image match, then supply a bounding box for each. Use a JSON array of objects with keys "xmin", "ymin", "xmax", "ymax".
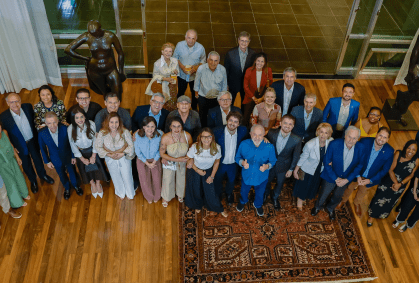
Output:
[{"xmin": 0, "ymin": 29, "xmax": 418, "ymax": 234}]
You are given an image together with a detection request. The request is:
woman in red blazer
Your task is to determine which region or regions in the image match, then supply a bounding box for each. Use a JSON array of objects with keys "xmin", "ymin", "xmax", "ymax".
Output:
[{"xmin": 242, "ymin": 53, "xmax": 273, "ymax": 128}]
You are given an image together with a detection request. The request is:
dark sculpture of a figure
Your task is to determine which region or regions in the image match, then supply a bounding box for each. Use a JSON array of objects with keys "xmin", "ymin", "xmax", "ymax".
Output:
[
  {"xmin": 392, "ymin": 37, "xmax": 419, "ymax": 126},
  {"xmin": 65, "ymin": 20, "xmax": 125, "ymax": 100}
]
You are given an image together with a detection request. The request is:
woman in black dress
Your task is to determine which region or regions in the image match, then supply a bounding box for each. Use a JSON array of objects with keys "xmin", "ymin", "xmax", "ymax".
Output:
[
  {"xmin": 292, "ymin": 123, "xmax": 333, "ymax": 210},
  {"xmin": 367, "ymin": 140, "xmax": 419, "ymax": 226},
  {"xmin": 392, "ymin": 173, "xmax": 419, "ymax": 232}
]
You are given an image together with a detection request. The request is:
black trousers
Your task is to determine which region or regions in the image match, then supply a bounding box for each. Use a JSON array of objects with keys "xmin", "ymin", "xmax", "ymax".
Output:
[
  {"xmin": 198, "ymin": 96, "xmax": 219, "ymax": 128},
  {"xmin": 178, "ymin": 77, "xmax": 197, "ymax": 110},
  {"xmin": 19, "ymin": 139, "xmax": 46, "ymax": 183},
  {"xmin": 315, "ymin": 179, "xmax": 349, "ymax": 213},
  {"xmin": 265, "ymin": 170, "xmax": 287, "ymax": 200},
  {"xmin": 396, "ymin": 188, "xmax": 419, "ymax": 228}
]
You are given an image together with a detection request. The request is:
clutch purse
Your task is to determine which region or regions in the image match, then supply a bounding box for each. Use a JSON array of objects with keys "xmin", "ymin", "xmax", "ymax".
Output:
[
  {"xmin": 85, "ymin": 163, "xmax": 99, "ymax": 172},
  {"xmin": 150, "ymin": 80, "xmax": 163, "ymax": 94},
  {"xmin": 297, "ymin": 168, "xmax": 305, "ymax": 181},
  {"xmin": 163, "ymin": 161, "xmax": 177, "ymax": 171}
]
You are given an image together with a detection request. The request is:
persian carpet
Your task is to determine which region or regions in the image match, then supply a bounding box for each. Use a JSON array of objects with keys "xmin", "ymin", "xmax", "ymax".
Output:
[{"xmin": 179, "ymin": 184, "xmax": 377, "ymax": 283}]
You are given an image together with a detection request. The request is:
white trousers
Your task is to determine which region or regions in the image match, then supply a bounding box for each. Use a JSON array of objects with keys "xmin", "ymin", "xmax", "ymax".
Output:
[{"xmin": 105, "ymin": 157, "xmax": 135, "ymax": 199}]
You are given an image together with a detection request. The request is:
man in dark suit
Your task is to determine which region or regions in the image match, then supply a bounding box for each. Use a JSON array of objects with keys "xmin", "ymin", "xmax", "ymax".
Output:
[
  {"xmin": 213, "ymin": 111, "xmax": 248, "ymax": 205},
  {"xmin": 265, "ymin": 114, "xmax": 302, "ymax": 210},
  {"xmin": 271, "ymin": 67, "xmax": 305, "ymax": 116},
  {"xmin": 224, "ymin": 31, "xmax": 255, "ymax": 107},
  {"xmin": 311, "ymin": 126, "xmax": 364, "ymax": 220},
  {"xmin": 290, "ymin": 93, "xmax": 323, "ymax": 144},
  {"xmin": 38, "ymin": 112, "xmax": 82, "ymax": 200},
  {"xmin": 65, "ymin": 88, "xmax": 102, "ymax": 124},
  {"xmin": 0, "ymin": 93, "xmax": 54, "ymax": 193},
  {"xmin": 207, "ymin": 91, "xmax": 242, "ymax": 128},
  {"xmin": 132, "ymin": 93, "xmax": 169, "ymax": 133},
  {"xmin": 338, "ymin": 127, "xmax": 394, "ymax": 217}
]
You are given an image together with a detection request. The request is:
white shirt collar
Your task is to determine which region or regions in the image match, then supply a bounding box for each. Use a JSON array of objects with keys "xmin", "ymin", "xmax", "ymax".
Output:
[{"xmin": 10, "ymin": 108, "xmax": 22, "ymax": 117}]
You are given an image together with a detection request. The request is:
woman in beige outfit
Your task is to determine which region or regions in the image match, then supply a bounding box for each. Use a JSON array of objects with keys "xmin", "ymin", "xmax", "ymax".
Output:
[{"xmin": 160, "ymin": 116, "xmax": 192, "ymax": 207}]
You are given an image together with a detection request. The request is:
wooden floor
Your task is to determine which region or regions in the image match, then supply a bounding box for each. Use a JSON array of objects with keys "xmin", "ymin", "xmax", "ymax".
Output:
[{"xmin": 0, "ymin": 78, "xmax": 418, "ymax": 283}]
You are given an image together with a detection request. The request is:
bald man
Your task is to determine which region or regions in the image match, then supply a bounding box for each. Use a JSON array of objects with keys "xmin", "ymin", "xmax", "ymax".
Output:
[{"xmin": 0, "ymin": 93, "xmax": 54, "ymax": 194}]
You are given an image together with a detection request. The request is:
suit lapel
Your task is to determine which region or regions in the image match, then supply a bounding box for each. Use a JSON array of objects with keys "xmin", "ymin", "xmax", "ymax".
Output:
[
  {"xmin": 348, "ymin": 100, "xmax": 355, "ymax": 126},
  {"xmin": 314, "ymin": 137, "xmax": 320, "ymax": 160}
]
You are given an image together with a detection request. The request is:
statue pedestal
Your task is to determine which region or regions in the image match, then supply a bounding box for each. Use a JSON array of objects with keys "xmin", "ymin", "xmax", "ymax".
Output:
[{"xmin": 382, "ymin": 99, "xmax": 419, "ymax": 131}]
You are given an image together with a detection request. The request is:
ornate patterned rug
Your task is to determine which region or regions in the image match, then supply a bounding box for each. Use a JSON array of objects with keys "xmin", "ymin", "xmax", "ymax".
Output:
[{"xmin": 179, "ymin": 184, "xmax": 377, "ymax": 283}]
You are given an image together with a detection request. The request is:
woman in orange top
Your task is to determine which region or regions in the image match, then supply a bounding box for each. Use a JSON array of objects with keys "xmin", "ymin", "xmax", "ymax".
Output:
[
  {"xmin": 354, "ymin": 107, "xmax": 382, "ymax": 138},
  {"xmin": 242, "ymin": 53, "xmax": 273, "ymax": 128}
]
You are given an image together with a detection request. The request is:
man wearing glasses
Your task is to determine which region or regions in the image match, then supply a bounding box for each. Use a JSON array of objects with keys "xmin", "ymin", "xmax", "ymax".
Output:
[
  {"xmin": 132, "ymin": 93, "xmax": 169, "ymax": 133},
  {"xmin": 224, "ymin": 31, "xmax": 255, "ymax": 108},
  {"xmin": 207, "ymin": 91, "xmax": 242, "ymax": 128},
  {"xmin": 65, "ymin": 88, "xmax": 102, "ymax": 124}
]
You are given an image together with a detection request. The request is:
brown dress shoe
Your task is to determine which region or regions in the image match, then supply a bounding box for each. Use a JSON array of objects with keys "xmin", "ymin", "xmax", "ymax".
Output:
[
  {"xmin": 8, "ymin": 209, "xmax": 22, "ymax": 219},
  {"xmin": 355, "ymin": 204, "xmax": 362, "ymax": 217},
  {"xmin": 335, "ymin": 202, "xmax": 344, "ymax": 210}
]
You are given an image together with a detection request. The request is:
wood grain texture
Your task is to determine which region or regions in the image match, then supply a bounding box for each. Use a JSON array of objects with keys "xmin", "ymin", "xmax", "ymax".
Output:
[{"xmin": 0, "ymin": 78, "xmax": 418, "ymax": 283}]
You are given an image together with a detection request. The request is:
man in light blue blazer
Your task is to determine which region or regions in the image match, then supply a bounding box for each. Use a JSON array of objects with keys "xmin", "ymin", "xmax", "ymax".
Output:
[
  {"xmin": 39, "ymin": 112, "xmax": 82, "ymax": 200},
  {"xmin": 213, "ymin": 111, "xmax": 248, "ymax": 205},
  {"xmin": 322, "ymin": 83, "xmax": 360, "ymax": 139},
  {"xmin": 339, "ymin": 127, "xmax": 394, "ymax": 217},
  {"xmin": 290, "ymin": 93, "xmax": 323, "ymax": 144},
  {"xmin": 312, "ymin": 126, "xmax": 364, "ymax": 220}
]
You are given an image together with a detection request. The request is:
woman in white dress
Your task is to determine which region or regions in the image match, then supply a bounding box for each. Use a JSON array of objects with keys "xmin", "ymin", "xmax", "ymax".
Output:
[
  {"xmin": 152, "ymin": 42, "xmax": 179, "ymax": 111},
  {"xmin": 95, "ymin": 112, "xmax": 135, "ymax": 199}
]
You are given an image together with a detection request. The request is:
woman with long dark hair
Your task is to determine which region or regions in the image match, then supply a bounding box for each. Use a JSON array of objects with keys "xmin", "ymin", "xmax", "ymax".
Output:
[
  {"xmin": 134, "ymin": 116, "xmax": 163, "ymax": 204},
  {"xmin": 184, "ymin": 128, "xmax": 227, "ymax": 217},
  {"xmin": 367, "ymin": 140, "xmax": 419, "ymax": 226},
  {"xmin": 68, "ymin": 106, "xmax": 108, "ymax": 198},
  {"xmin": 34, "ymin": 85, "xmax": 67, "ymax": 130}
]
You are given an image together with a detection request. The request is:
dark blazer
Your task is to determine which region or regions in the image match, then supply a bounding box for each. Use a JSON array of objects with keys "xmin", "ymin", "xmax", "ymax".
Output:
[
  {"xmin": 322, "ymin": 97, "xmax": 360, "ymax": 130},
  {"xmin": 290, "ymin": 106, "xmax": 323, "ymax": 141},
  {"xmin": 207, "ymin": 106, "xmax": 242, "ymax": 128},
  {"xmin": 38, "ymin": 124, "xmax": 74, "ymax": 168},
  {"xmin": 358, "ymin": 137, "xmax": 394, "ymax": 187},
  {"xmin": 266, "ymin": 129, "xmax": 302, "ymax": 173},
  {"xmin": 224, "ymin": 46, "xmax": 255, "ymax": 94},
  {"xmin": 271, "ymin": 80, "xmax": 305, "ymax": 114},
  {"xmin": 320, "ymin": 138, "xmax": 364, "ymax": 184},
  {"xmin": 131, "ymin": 105, "xmax": 169, "ymax": 133},
  {"xmin": 0, "ymin": 104, "xmax": 38, "ymax": 156},
  {"xmin": 213, "ymin": 125, "xmax": 248, "ymax": 162}
]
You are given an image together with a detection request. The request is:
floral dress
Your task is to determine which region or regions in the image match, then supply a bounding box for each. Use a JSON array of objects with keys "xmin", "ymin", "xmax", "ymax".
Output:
[
  {"xmin": 368, "ymin": 151, "xmax": 416, "ymax": 219},
  {"xmin": 34, "ymin": 100, "xmax": 67, "ymax": 130}
]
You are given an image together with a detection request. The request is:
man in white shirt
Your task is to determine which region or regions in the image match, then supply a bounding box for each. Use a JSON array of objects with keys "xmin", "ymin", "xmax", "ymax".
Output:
[
  {"xmin": 0, "ymin": 93, "xmax": 54, "ymax": 194},
  {"xmin": 213, "ymin": 112, "xmax": 248, "ymax": 205}
]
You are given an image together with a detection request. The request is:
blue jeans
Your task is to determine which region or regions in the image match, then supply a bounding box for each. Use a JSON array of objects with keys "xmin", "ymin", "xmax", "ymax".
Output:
[{"xmin": 239, "ymin": 178, "xmax": 269, "ymax": 208}]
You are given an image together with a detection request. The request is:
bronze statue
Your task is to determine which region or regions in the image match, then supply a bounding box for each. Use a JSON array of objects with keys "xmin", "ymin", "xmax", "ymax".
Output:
[
  {"xmin": 392, "ymin": 36, "xmax": 419, "ymax": 126},
  {"xmin": 65, "ymin": 20, "xmax": 126, "ymax": 100}
]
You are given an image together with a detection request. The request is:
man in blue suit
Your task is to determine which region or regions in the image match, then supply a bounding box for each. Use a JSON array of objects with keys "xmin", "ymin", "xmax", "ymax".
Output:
[
  {"xmin": 0, "ymin": 93, "xmax": 54, "ymax": 193},
  {"xmin": 312, "ymin": 126, "xmax": 364, "ymax": 220},
  {"xmin": 339, "ymin": 127, "xmax": 394, "ymax": 217},
  {"xmin": 38, "ymin": 112, "xmax": 82, "ymax": 200},
  {"xmin": 322, "ymin": 83, "xmax": 360, "ymax": 139},
  {"xmin": 224, "ymin": 31, "xmax": 255, "ymax": 107},
  {"xmin": 271, "ymin": 67, "xmax": 305, "ymax": 116},
  {"xmin": 132, "ymin": 93, "xmax": 169, "ymax": 133},
  {"xmin": 213, "ymin": 111, "xmax": 248, "ymax": 205},
  {"xmin": 207, "ymin": 91, "xmax": 242, "ymax": 128},
  {"xmin": 290, "ymin": 93, "xmax": 323, "ymax": 144}
]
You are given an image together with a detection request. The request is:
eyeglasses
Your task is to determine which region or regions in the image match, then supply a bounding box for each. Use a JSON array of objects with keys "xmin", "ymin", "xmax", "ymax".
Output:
[
  {"xmin": 8, "ymin": 100, "xmax": 20, "ymax": 104},
  {"xmin": 239, "ymin": 40, "xmax": 250, "ymax": 43},
  {"xmin": 201, "ymin": 135, "xmax": 212, "ymax": 140},
  {"xmin": 77, "ymin": 97, "xmax": 90, "ymax": 101},
  {"xmin": 369, "ymin": 113, "xmax": 381, "ymax": 117},
  {"xmin": 152, "ymin": 100, "xmax": 165, "ymax": 106},
  {"xmin": 219, "ymin": 99, "xmax": 232, "ymax": 103}
]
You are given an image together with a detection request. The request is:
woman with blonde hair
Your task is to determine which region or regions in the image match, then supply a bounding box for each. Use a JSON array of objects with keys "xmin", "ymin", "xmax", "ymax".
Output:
[
  {"xmin": 250, "ymin": 87, "xmax": 281, "ymax": 134},
  {"xmin": 292, "ymin": 123, "xmax": 333, "ymax": 210},
  {"xmin": 184, "ymin": 128, "xmax": 228, "ymax": 217},
  {"xmin": 151, "ymin": 42, "xmax": 179, "ymax": 111}
]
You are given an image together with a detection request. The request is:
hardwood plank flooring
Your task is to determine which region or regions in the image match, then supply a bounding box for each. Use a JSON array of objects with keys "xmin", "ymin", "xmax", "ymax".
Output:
[{"xmin": 0, "ymin": 78, "xmax": 418, "ymax": 283}]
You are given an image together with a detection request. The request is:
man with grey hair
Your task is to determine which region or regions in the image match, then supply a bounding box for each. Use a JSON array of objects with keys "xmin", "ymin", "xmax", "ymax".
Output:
[
  {"xmin": 311, "ymin": 125, "xmax": 365, "ymax": 220},
  {"xmin": 290, "ymin": 93, "xmax": 323, "ymax": 143},
  {"xmin": 271, "ymin": 67, "xmax": 305, "ymax": 116},
  {"xmin": 207, "ymin": 91, "xmax": 242, "ymax": 128},
  {"xmin": 173, "ymin": 29, "xmax": 206, "ymax": 110},
  {"xmin": 224, "ymin": 31, "xmax": 255, "ymax": 107},
  {"xmin": 132, "ymin": 93, "xmax": 169, "ymax": 132},
  {"xmin": 235, "ymin": 124, "xmax": 277, "ymax": 216},
  {"xmin": 194, "ymin": 51, "xmax": 228, "ymax": 127},
  {"xmin": 0, "ymin": 93, "xmax": 54, "ymax": 194}
]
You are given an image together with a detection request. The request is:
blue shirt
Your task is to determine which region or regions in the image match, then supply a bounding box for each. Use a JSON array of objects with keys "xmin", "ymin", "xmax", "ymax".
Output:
[
  {"xmin": 148, "ymin": 108, "xmax": 161, "ymax": 126},
  {"xmin": 235, "ymin": 140, "xmax": 277, "ymax": 186},
  {"xmin": 194, "ymin": 63, "xmax": 228, "ymax": 97},
  {"xmin": 134, "ymin": 130, "xmax": 162, "ymax": 163},
  {"xmin": 362, "ymin": 144, "xmax": 382, "ymax": 178},
  {"xmin": 303, "ymin": 108, "xmax": 313, "ymax": 130},
  {"xmin": 173, "ymin": 41, "xmax": 206, "ymax": 81}
]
